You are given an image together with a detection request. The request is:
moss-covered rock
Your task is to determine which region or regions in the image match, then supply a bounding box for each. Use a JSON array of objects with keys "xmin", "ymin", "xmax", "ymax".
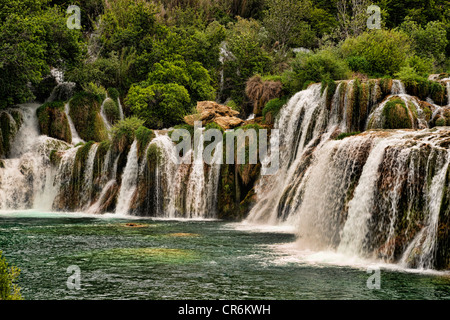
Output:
[
  {"xmin": 103, "ymin": 98, "xmax": 121, "ymax": 124},
  {"xmin": 69, "ymin": 92, "xmax": 108, "ymax": 142},
  {"xmin": 36, "ymin": 101, "xmax": 72, "ymax": 143},
  {"xmin": 135, "ymin": 126, "xmax": 155, "ymax": 159},
  {"xmin": 0, "ymin": 110, "xmax": 21, "ymax": 157}
]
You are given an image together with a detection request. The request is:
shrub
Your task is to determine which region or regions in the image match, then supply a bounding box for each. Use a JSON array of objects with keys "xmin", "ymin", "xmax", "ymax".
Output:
[
  {"xmin": 340, "ymin": 29, "xmax": 411, "ymax": 76},
  {"xmin": 82, "ymin": 82, "xmax": 107, "ymax": 102},
  {"xmin": 110, "ymin": 116, "xmax": 145, "ymax": 153},
  {"xmin": 283, "ymin": 49, "xmax": 350, "ymax": 94},
  {"xmin": 103, "ymin": 98, "xmax": 121, "ymax": 124},
  {"xmin": 262, "ymin": 96, "xmax": 288, "ymax": 122},
  {"xmin": 126, "ymin": 83, "xmax": 191, "ymax": 129},
  {"xmin": 346, "ymin": 56, "xmax": 370, "ymax": 74},
  {"xmin": 0, "ymin": 251, "xmax": 22, "ymax": 300},
  {"xmin": 107, "ymin": 87, "xmax": 120, "ymax": 102},
  {"xmin": 135, "ymin": 125, "xmax": 155, "ymax": 158}
]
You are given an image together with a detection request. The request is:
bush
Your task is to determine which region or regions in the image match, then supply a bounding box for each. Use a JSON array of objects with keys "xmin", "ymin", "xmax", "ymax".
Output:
[
  {"xmin": 0, "ymin": 251, "xmax": 22, "ymax": 300},
  {"xmin": 126, "ymin": 83, "xmax": 191, "ymax": 129},
  {"xmin": 283, "ymin": 49, "xmax": 350, "ymax": 94},
  {"xmin": 135, "ymin": 125, "xmax": 155, "ymax": 158},
  {"xmin": 346, "ymin": 56, "xmax": 370, "ymax": 74},
  {"xmin": 262, "ymin": 96, "xmax": 288, "ymax": 122},
  {"xmin": 340, "ymin": 29, "xmax": 411, "ymax": 76},
  {"xmin": 107, "ymin": 87, "xmax": 120, "ymax": 102},
  {"xmin": 82, "ymin": 82, "xmax": 107, "ymax": 102},
  {"xmin": 110, "ymin": 116, "xmax": 145, "ymax": 153},
  {"xmin": 103, "ymin": 98, "xmax": 121, "ymax": 124}
]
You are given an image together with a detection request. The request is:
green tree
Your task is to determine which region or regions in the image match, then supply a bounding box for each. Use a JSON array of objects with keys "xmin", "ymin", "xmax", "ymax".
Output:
[
  {"xmin": 340, "ymin": 29, "xmax": 411, "ymax": 76},
  {"xmin": 283, "ymin": 49, "xmax": 350, "ymax": 93},
  {"xmin": 223, "ymin": 17, "xmax": 271, "ymax": 105},
  {"xmin": 263, "ymin": 0, "xmax": 314, "ymax": 48},
  {"xmin": 126, "ymin": 83, "xmax": 190, "ymax": 128},
  {"xmin": 0, "ymin": 251, "xmax": 22, "ymax": 300},
  {"xmin": 400, "ymin": 18, "xmax": 448, "ymax": 68}
]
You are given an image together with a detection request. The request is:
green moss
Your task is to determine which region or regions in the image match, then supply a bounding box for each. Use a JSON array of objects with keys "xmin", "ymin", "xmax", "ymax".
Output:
[
  {"xmin": 435, "ymin": 116, "xmax": 446, "ymax": 127},
  {"xmin": 168, "ymin": 124, "xmax": 194, "ymax": 139},
  {"xmin": 107, "ymin": 87, "xmax": 120, "ymax": 102},
  {"xmin": 103, "ymin": 98, "xmax": 121, "ymax": 124},
  {"xmin": 147, "ymin": 143, "xmax": 162, "ymax": 166},
  {"xmin": 69, "ymin": 92, "xmax": 108, "ymax": 142},
  {"xmin": 262, "ymin": 97, "xmax": 288, "ymax": 123},
  {"xmin": 110, "ymin": 117, "xmax": 145, "ymax": 153},
  {"xmin": 135, "ymin": 126, "xmax": 155, "ymax": 159},
  {"xmin": 335, "ymin": 131, "xmax": 360, "ymax": 140},
  {"xmin": 382, "ymin": 98, "xmax": 413, "ymax": 129},
  {"xmin": 36, "ymin": 101, "xmax": 72, "ymax": 143},
  {"xmin": 422, "ymin": 105, "xmax": 432, "ymax": 122},
  {"xmin": 67, "ymin": 141, "xmax": 95, "ymax": 209},
  {"xmin": 0, "ymin": 111, "xmax": 19, "ymax": 156}
]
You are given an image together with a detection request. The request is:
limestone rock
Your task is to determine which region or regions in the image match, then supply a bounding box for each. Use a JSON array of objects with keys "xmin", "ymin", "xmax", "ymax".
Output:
[{"xmin": 184, "ymin": 101, "xmax": 243, "ymax": 129}]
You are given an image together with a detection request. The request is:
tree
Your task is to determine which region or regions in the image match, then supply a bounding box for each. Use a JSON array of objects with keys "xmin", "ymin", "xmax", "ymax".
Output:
[
  {"xmin": 126, "ymin": 83, "xmax": 190, "ymax": 128},
  {"xmin": 0, "ymin": 251, "xmax": 22, "ymax": 300},
  {"xmin": 340, "ymin": 29, "xmax": 411, "ymax": 76},
  {"xmin": 263, "ymin": 0, "xmax": 313, "ymax": 48},
  {"xmin": 336, "ymin": 0, "xmax": 369, "ymax": 39},
  {"xmin": 400, "ymin": 18, "xmax": 448, "ymax": 68},
  {"xmin": 223, "ymin": 17, "xmax": 271, "ymax": 105}
]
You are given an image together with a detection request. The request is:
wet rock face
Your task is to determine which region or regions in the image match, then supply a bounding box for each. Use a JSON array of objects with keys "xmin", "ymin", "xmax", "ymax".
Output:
[
  {"xmin": 36, "ymin": 102, "xmax": 72, "ymax": 144},
  {"xmin": 0, "ymin": 109, "xmax": 22, "ymax": 158},
  {"xmin": 184, "ymin": 101, "xmax": 244, "ymax": 130}
]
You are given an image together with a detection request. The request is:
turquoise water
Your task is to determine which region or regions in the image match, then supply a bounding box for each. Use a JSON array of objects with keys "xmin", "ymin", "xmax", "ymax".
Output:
[{"xmin": 0, "ymin": 212, "xmax": 449, "ymax": 300}]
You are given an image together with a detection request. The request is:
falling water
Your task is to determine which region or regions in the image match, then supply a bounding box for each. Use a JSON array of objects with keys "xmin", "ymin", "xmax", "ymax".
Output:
[
  {"xmin": 64, "ymin": 102, "xmax": 83, "ymax": 145},
  {"xmin": 115, "ymin": 140, "xmax": 139, "ymax": 214},
  {"xmin": 81, "ymin": 143, "xmax": 99, "ymax": 209}
]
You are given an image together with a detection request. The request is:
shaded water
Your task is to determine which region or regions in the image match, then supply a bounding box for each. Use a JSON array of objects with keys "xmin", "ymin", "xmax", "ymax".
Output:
[{"xmin": 0, "ymin": 212, "xmax": 449, "ymax": 300}]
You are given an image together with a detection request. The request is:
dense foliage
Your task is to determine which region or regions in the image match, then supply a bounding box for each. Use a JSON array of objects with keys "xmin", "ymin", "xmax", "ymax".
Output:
[
  {"xmin": 0, "ymin": 251, "xmax": 22, "ymax": 300},
  {"xmin": 0, "ymin": 0, "xmax": 448, "ymax": 129}
]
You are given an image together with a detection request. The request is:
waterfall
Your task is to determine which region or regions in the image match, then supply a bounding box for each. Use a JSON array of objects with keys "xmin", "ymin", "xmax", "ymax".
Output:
[
  {"xmin": 391, "ymin": 79, "xmax": 406, "ymax": 95},
  {"xmin": 81, "ymin": 143, "xmax": 99, "ymax": 209},
  {"xmin": 100, "ymin": 95, "xmax": 112, "ymax": 132},
  {"xmin": 0, "ymin": 104, "xmax": 69, "ymax": 210},
  {"xmin": 185, "ymin": 128, "xmax": 207, "ymax": 217},
  {"xmin": 115, "ymin": 140, "xmax": 139, "ymax": 214},
  {"xmin": 246, "ymin": 84, "xmax": 329, "ymax": 223},
  {"xmin": 64, "ymin": 102, "xmax": 83, "ymax": 145},
  {"xmin": 117, "ymin": 98, "xmax": 124, "ymax": 120},
  {"xmin": 446, "ymin": 81, "xmax": 450, "ymax": 106}
]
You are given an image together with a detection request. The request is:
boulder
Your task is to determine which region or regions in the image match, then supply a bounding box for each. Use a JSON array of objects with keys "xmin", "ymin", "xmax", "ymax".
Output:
[{"xmin": 184, "ymin": 101, "xmax": 243, "ymax": 130}]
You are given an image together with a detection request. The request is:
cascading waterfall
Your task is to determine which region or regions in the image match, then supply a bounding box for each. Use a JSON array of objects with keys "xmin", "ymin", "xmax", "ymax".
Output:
[
  {"xmin": 81, "ymin": 143, "xmax": 99, "ymax": 209},
  {"xmin": 100, "ymin": 95, "xmax": 112, "ymax": 132},
  {"xmin": 64, "ymin": 102, "xmax": 83, "ymax": 145},
  {"xmin": 0, "ymin": 104, "xmax": 70, "ymax": 210},
  {"xmin": 115, "ymin": 140, "xmax": 139, "ymax": 214},
  {"xmin": 1, "ymin": 77, "xmax": 449, "ymax": 270}
]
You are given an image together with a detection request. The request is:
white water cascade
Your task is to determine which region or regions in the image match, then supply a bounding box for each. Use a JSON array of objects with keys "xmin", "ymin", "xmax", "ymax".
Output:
[
  {"xmin": 115, "ymin": 140, "xmax": 139, "ymax": 214},
  {"xmin": 64, "ymin": 102, "xmax": 83, "ymax": 145}
]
